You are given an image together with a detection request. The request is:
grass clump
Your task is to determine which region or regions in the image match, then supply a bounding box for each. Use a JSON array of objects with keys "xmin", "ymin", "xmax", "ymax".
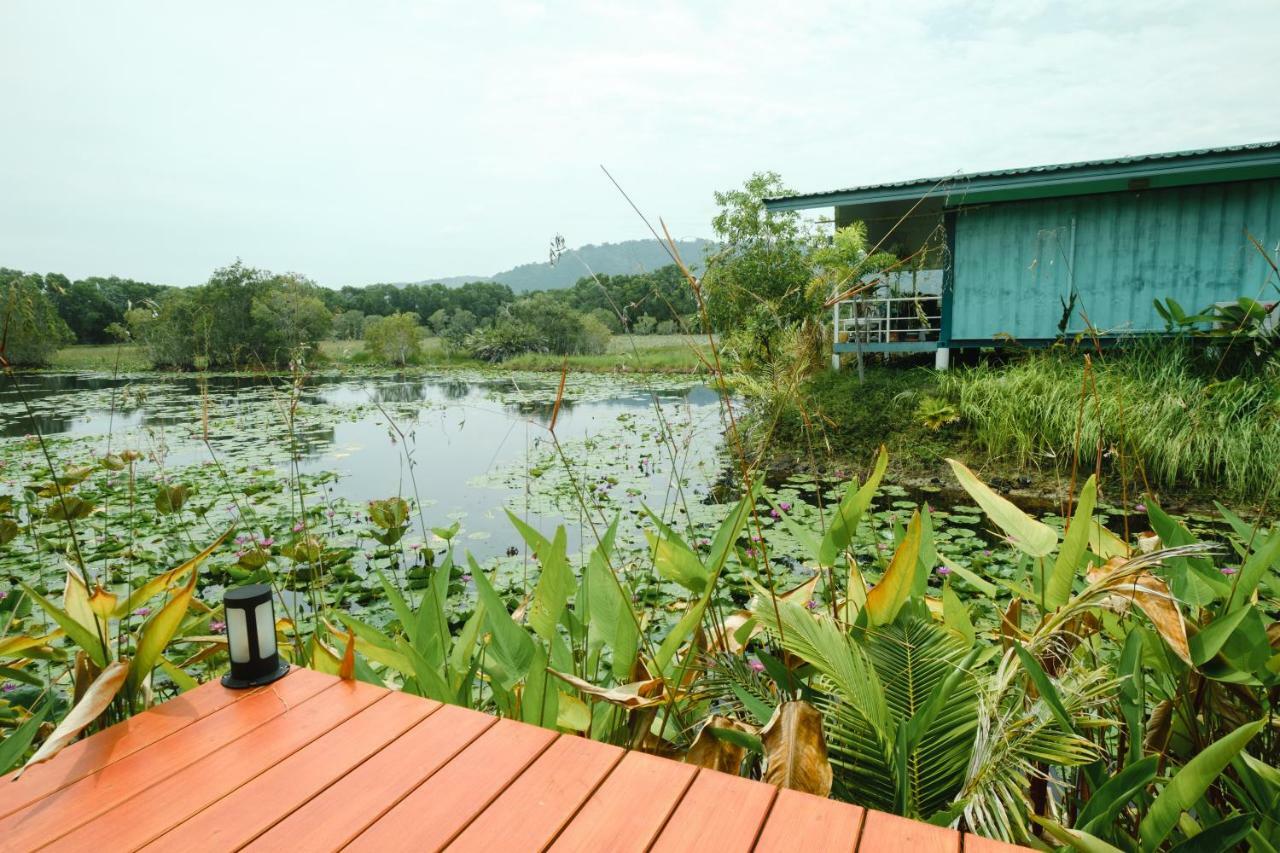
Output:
[{"xmin": 941, "ymin": 341, "xmax": 1280, "ymax": 498}]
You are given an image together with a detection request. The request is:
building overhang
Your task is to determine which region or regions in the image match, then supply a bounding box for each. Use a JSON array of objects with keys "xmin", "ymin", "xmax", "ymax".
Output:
[{"xmin": 764, "ymin": 141, "xmax": 1280, "ymax": 215}]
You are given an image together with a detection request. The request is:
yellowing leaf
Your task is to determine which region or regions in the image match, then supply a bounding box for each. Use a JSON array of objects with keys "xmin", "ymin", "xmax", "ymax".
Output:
[
  {"xmin": 760, "ymin": 701, "xmax": 832, "ymax": 796},
  {"xmin": 1089, "ymin": 558, "xmax": 1191, "ymax": 665},
  {"xmin": 129, "ymin": 556, "xmax": 199, "ymax": 695},
  {"xmin": 548, "ymin": 668, "xmax": 667, "ymax": 709},
  {"xmin": 114, "ymin": 529, "xmax": 232, "ymax": 618},
  {"xmin": 946, "ymin": 458, "xmax": 1057, "ymax": 557},
  {"xmin": 1046, "ymin": 475, "xmax": 1096, "ymax": 610},
  {"xmin": 865, "ymin": 511, "xmax": 922, "ymax": 626},
  {"xmin": 555, "ymin": 692, "xmax": 591, "ymax": 732},
  {"xmin": 15, "ymin": 660, "xmax": 128, "ymax": 779},
  {"xmin": 87, "ymin": 585, "xmax": 118, "ymax": 620},
  {"xmin": 338, "ymin": 627, "xmax": 357, "ymax": 681}
]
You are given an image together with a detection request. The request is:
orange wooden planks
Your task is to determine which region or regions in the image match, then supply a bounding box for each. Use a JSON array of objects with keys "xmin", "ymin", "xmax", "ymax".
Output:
[
  {"xmin": 0, "ymin": 667, "xmax": 333, "ymax": 851},
  {"xmin": 755, "ymin": 788, "xmax": 863, "ymax": 852},
  {"xmin": 139, "ymin": 689, "xmax": 439, "ymax": 853},
  {"xmin": 0, "ymin": 674, "xmax": 254, "ymax": 820},
  {"xmin": 858, "ymin": 809, "xmax": 960, "ymax": 853},
  {"xmin": 42, "ymin": 678, "xmax": 388, "ymax": 851},
  {"xmin": 344, "ymin": 718, "xmax": 557, "ymax": 852},
  {"xmin": 244, "ymin": 702, "xmax": 498, "ymax": 852},
  {"xmin": 448, "ymin": 734, "xmax": 624, "ymax": 850},
  {"xmin": 549, "ymin": 750, "xmax": 698, "ymax": 853},
  {"xmin": 963, "ymin": 833, "xmax": 1032, "ymax": 852},
  {"xmin": 649, "ymin": 768, "xmax": 778, "ymax": 852}
]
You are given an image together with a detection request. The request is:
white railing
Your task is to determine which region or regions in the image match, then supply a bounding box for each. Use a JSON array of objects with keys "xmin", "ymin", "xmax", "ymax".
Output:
[{"xmin": 834, "ymin": 294, "xmax": 941, "ymax": 346}]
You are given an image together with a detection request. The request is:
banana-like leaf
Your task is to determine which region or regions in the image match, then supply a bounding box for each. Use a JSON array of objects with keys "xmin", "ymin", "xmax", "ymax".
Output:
[
  {"xmin": 548, "ymin": 668, "xmax": 666, "ymax": 709},
  {"xmin": 528, "ymin": 526, "xmax": 572, "ymax": 642},
  {"xmin": 819, "ymin": 445, "xmax": 887, "ymax": 567},
  {"xmin": 21, "ymin": 581, "xmax": 107, "ymax": 668},
  {"xmin": 1226, "ymin": 529, "xmax": 1280, "ymax": 612},
  {"xmin": 1089, "ymin": 560, "xmax": 1192, "ymax": 666},
  {"xmin": 865, "ymin": 511, "xmax": 922, "ymax": 626},
  {"xmin": 946, "ymin": 458, "xmax": 1057, "ymax": 557},
  {"xmin": 761, "ymin": 701, "xmax": 833, "ymax": 796},
  {"xmin": 1046, "ymin": 476, "xmax": 1096, "ymax": 609},
  {"xmin": 644, "ymin": 510, "xmax": 709, "ymax": 593},
  {"xmin": 1189, "ymin": 604, "xmax": 1254, "ymax": 666},
  {"xmin": 15, "ymin": 660, "xmax": 128, "ymax": 779},
  {"xmin": 1139, "ymin": 718, "xmax": 1264, "ymax": 849},
  {"xmin": 128, "ymin": 556, "xmax": 199, "ymax": 695},
  {"xmin": 1076, "ymin": 755, "xmax": 1158, "ymax": 836},
  {"xmin": 555, "ymin": 691, "xmax": 591, "ymax": 732}
]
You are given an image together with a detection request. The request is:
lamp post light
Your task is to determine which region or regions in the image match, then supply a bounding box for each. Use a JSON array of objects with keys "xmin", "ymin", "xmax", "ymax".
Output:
[{"xmin": 221, "ymin": 584, "xmax": 289, "ymax": 689}]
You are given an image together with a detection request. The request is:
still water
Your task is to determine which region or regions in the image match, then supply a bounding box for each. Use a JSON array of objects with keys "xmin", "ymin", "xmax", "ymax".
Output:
[{"xmin": 0, "ymin": 371, "xmax": 730, "ymax": 561}]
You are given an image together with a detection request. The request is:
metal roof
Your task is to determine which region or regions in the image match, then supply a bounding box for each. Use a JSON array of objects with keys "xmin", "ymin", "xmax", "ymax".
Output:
[{"xmin": 764, "ymin": 141, "xmax": 1280, "ymax": 211}]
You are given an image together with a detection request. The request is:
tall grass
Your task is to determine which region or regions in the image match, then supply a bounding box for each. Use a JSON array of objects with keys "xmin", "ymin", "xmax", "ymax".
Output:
[{"xmin": 941, "ymin": 340, "xmax": 1280, "ymax": 498}]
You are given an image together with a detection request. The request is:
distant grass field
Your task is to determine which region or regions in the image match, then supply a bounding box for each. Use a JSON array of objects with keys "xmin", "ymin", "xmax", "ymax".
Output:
[
  {"xmin": 49, "ymin": 344, "xmax": 152, "ymax": 371},
  {"xmin": 55, "ymin": 335, "xmax": 706, "ymax": 375}
]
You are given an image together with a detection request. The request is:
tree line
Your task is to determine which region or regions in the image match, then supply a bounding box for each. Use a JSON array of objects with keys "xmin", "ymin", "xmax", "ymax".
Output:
[{"xmin": 0, "ymin": 258, "xmax": 700, "ymax": 367}]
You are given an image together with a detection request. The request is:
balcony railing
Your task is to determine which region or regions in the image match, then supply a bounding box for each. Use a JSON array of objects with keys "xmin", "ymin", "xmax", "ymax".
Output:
[{"xmin": 834, "ymin": 294, "xmax": 941, "ymax": 347}]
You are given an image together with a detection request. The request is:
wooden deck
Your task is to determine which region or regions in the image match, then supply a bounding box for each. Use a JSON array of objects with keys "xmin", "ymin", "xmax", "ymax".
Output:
[{"xmin": 1, "ymin": 667, "xmax": 1028, "ymax": 852}]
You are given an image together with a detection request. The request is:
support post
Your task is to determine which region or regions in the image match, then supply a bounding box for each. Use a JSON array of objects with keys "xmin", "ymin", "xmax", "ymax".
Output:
[{"xmin": 934, "ymin": 346, "xmax": 950, "ymax": 371}]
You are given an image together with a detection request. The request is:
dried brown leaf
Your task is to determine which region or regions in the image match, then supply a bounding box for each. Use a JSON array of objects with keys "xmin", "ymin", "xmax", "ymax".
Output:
[
  {"xmin": 760, "ymin": 700, "xmax": 832, "ymax": 796},
  {"xmin": 686, "ymin": 715, "xmax": 756, "ymax": 773},
  {"xmin": 548, "ymin": 669, "xmax": 666, "ymax": 709},
  {"xmin": 16, "ymin": 660, "xmax": 128, "ymax": 779},
  {"xmin": 1089, "ymin": 560, "xmax": 1191, "ymax": 665}
]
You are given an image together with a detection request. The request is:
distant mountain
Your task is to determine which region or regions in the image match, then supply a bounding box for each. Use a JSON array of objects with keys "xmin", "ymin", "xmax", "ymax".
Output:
[{"xmin": 411, "ymin": 238, "xmax": 714, "ymax": 292}]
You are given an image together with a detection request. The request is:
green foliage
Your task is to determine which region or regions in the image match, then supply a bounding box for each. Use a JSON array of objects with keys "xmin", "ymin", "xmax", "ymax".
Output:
[
  {"xmin": 0, "ymin": 272, "xmax": 74, "ymax": 366},
  {"xmin": 464, "ymin": 294, "xmax": 611, "ymax": 362},
  {"xmin": 703, "ymin": 172, "xmax": 816, "ymax": 357},
  {"xmin": 125, "ymin": 261, "xmax": 333, "ymax": 368},
  {"xmin": 941, "ymin": 340, "xmax": 1280, "ymax": 497},
  {"xmin": 363, "ymin": 312, "xmax": 422, "ymax": 365}
]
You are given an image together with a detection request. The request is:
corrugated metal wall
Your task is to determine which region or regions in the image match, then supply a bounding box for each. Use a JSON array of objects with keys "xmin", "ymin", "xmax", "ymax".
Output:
[{"xmin": 949, "ymin": 178, "xmax": 1280, "ymax": 342}]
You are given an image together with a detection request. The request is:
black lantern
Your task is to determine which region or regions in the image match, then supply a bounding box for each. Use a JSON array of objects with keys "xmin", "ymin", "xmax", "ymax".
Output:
[{"xmin": 221, "ymin": 584, "xmax": 288, "ymax": 688}]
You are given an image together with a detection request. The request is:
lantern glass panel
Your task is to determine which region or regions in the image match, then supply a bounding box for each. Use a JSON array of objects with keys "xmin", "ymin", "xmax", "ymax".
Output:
[
  {"xmin": 227, "ymin": 606, "xmax": 251, "ymax": 663},
  {"xmin": 254, "ymin": 601, "xmax": 276, "ymax": 658}
]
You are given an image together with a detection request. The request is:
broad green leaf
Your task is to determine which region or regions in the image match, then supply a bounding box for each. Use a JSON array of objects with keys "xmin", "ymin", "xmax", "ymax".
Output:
[
  {"xmin": 130, "ymin": 558, "xmax": 199, "ymax": 695},
  {"xmin": 865, "ymin": 510, "xmax": 922, "ymax": 626},
  {"xmin": 504, "ymin": 508, "xmax": 551, "ymax": 555},
  {"xmin": 941, "ymin": 582, "xmax": 974, "ymax": 648},
  {"xmin": 1166, "ymin": 814, "xmax": 1253, "ymax": 853},
  {"xmin": 528, "ymin": 527, "xmax": 573, "ymax": 642},
  {"xmin": 1035, "ymin": 818, "xmax": 1126, "ymax": 853},
  {"xmin": 643, "ymin": 512, "xmax": 708, "ymax": 593},
  {"xmin": 115, "ymin": 529, "xmax": 231, "ymax": 618},
  {"xmin": 1117, "ymin": 629, "xmax": 1144, "ymax": 763},
  {"xmin": 1189, "ymin": 604, "xmax": 1254, "ymax": 665},
  {"xmin": 937, "ymin": 555, "xmax": 997, "ymax": 596},
  {"xmin": 520, "ymin": 644, "xmax": 558, "ymax": 729},
  {"xmin": 1226, "ymin": 529, "xmax": 1280, "ymax": 612},
  {"xmin": 818, "ymin": 445, "xmax": 887, "ymax": 566},
  {"xmin": 1047, "ymin": 475, "xmax": 1095, "ymax": 609},
  {"xmin": 1077, "ymin": 755, "xmax": 1158, "ymax": 836},
  {"xmin": 22, "ymin": 582, "xmax": 108, "ymax": 668},
  {"xmin": 1139, "ymin": 719, "xmax": 1264, "ymax": 849},
  {"xmin": 946, "ymin": 458, "xmax": 1057, "ymax": 557},
  {"xmin": 468, "ymin": 555, "xmax": 534, "ymax": 687}
]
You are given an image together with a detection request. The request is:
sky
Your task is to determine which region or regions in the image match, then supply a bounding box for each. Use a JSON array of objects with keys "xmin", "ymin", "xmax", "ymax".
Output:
[{"xmin": 3, "ymin": 0, "xmax": 1279, "ymax": 287}]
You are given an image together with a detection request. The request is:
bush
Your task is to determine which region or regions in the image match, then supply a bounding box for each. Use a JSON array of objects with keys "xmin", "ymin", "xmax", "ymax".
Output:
[
  {"xmin": 464, "ymin": 295, "xmax": 608, "ymax": 361},
  {"xmin": 332, "ymin": 309, "xmax": 365, "ymax": 340},
  {"xmin": 363, "ymin": 312, "xmax": 422, "ymax": 365}
]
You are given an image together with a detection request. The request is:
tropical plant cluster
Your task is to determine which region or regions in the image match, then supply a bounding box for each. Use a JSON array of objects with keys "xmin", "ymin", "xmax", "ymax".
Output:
[{"xmin": 4, "ymin": 436, "xmax": 1278, "ymax": 850}]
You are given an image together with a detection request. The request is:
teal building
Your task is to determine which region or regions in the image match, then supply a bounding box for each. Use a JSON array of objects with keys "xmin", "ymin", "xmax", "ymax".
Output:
[{"xmin": 764, "ymin": 142, "xmax": 1280, "ymax": 368}]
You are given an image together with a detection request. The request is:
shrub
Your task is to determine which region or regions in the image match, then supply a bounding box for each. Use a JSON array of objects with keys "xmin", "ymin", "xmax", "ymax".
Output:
[{"xmin": 363, "ymin": 312, "xmax": 422, "ymax": 365}]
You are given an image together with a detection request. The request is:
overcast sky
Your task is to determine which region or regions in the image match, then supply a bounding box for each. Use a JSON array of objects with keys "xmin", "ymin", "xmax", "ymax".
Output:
[{"xmin": 3, "ymin": 1, "xmax": 1279, "ymax": 287}]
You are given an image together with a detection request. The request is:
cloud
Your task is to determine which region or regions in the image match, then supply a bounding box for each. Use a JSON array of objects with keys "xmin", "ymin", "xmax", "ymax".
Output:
[{"xmin": 1, "ymin": 0, "xmax": 1277, "ymax": 284}]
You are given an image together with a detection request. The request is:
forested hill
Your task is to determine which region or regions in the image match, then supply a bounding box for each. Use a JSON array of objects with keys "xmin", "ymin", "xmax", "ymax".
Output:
[{"xmin": 414, "ymin": 238, "xmax": 713, "ymax": 292}]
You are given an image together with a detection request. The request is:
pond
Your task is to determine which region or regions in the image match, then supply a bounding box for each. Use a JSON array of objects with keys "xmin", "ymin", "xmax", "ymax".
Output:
[
  {"xmin": 0, "ymin": 369, "xmax": 1239, "ymax": 633},
  {"xmin": 0, "ymin": 370, "xmax": 732, "ymax": 560}
]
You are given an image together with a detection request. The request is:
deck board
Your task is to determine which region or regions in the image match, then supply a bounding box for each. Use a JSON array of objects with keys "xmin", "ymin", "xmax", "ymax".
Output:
[
  {"xmin": 139, "ymin": 689, "xmax": 438, "ymax": 852},
  {"xmin": 4, "ymin": 668, "xmax": 1032, "ymax": 853},
  {"xmin": 858, "ymin": 809, "xmax": 962, "ymax": 852},
  {"xmin": 549, "ymin": 750, "xmax": 698, "ymax": 852},
  {"xmin": 343, "ymin": 717, "xmax": 557, "ymax": 851},
  {"xmin": 0, "ymin": 666, "xmax": 333, "ymax": 851},
  {"xmin": 244, "ymin": 702, "xmax": 495, "ymax": 851},
  {"xmin": 649, "ymin": 768, "xmax": 778, "ymax": 852},
  {"xmin": 755, "ymin": 788, "xmax": 864, "ymax": 852}
]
